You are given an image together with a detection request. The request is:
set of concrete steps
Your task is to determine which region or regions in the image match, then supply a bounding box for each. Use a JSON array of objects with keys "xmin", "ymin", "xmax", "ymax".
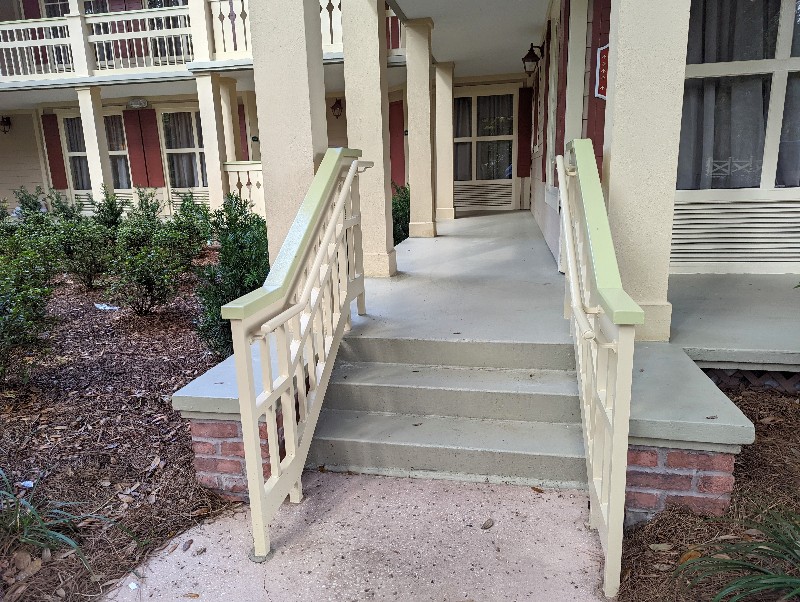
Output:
[{"xmin": 308, "ymin": 336, "xmax": 588, "ymax": 488}]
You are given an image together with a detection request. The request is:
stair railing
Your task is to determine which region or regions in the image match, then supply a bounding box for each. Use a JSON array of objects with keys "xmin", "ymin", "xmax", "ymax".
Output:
[
  {"xmin": 556, "ymin": 139, "xmax": 644, "ymax": 598},
  {"xmin": 222, "ymin": 147, "xmax": 368, "ymax": 560}
]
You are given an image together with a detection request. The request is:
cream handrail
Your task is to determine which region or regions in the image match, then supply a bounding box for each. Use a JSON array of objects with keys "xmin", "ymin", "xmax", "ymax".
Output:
[
  {"xmin": 221, "ymin": 147, "xmax": 367, "ymax": 560},
  {"xmin": 557, "ymin": 139, "xmax": 644, "ymax": 598}
]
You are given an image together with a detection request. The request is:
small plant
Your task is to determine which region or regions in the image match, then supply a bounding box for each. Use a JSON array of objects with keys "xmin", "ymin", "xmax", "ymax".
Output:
[
  {"xmin": 93, "ymin": 185, "xmax": 127, "ymax": 234},
  {"xmin": 676, "ymin": 510, "xmax": 800, "ymax": 601},
  {"xmin": 391, "ymin": 183, "xmax": 410, "ymax": 245},
  {"xmin": 12, "ymin": 186, "xmax": 44, "ymax": 215},
  {"xmin": 163, "ymin": 194, "xmax": 211, "ymax": 269},
  {"xmin": 197, "ymin": 194, "xmax": 269, "ymax": 357},
  {"xmin": 59, "ymin": 219, "xmax": 113, "ymax": 289},
  {"xmin": 49, "ymin": 190, "xmax": 82, "ymax": 222},
  {"xmin": 0, "ymin": 469, "xmax": 92, "ymax": 565}
]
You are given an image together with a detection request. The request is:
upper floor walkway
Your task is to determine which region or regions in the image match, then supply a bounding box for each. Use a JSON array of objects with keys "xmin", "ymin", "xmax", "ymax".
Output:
[{"xmin": 0, "ymin": 0, "xmax": 404, "ymax": 87}]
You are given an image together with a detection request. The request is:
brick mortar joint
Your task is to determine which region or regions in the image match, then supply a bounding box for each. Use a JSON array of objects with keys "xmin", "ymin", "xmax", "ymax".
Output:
[
  {"xmin": 627, "ymin": 486, "xmax": 731, "ymax": 500},
  {"xmin": 627, "ymin": 466, "xmax": 733, "ymax": 477}
]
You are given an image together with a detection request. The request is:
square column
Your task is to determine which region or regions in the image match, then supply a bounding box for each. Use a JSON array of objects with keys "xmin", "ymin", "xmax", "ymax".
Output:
[
  {"xmin": 196, "ymin": 73, "xmax": 229, "ymax": 209},
  {"xmin": 405, "ymin": 18, "xmax": 436, "ymax": 238},
  {"xmin": 220, "ymin": 77, "xmax": 243, "ymax": 163},
  {"xmin": 342, "ymin": 0, "xmax": 397, "ymax": 277},
  {"xmin": 602, "ymin": 0, "xmax": 691, "ymax": 341},
  {"xmin": 434, "ymin": 62, "xmax": 454, "ymax": 220},
  {"xmin": 250, "ymin": 0, "xmax": 328, "ymax": 259},
  {"xmin": 76, "ymin": 87, "xmax": 112, "ymax": 201}
]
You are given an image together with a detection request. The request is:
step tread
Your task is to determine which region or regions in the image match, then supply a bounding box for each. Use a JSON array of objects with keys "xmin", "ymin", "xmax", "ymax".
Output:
[
  {"xmin": 314, "ymin": 409, "xmax": 585, "ymax": 458},
  {"xmin": 331, "ymin": 362, "xmax": 578, "ymax": 397}
]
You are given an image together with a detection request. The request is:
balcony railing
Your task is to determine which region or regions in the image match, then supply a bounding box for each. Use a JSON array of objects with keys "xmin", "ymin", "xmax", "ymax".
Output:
[
  {"xmin": 0, "ymin": 0, "xmax": 404, "ymax": 82},
  {"xmin": 224, "ymin": 161, "xmax": 265, "ymax": 218}
]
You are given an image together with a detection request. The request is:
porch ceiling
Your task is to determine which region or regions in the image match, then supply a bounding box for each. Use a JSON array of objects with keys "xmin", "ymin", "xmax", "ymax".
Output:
[{"xmin": 391, "ymin": 0, "xmax": 549, "ymax": 77}]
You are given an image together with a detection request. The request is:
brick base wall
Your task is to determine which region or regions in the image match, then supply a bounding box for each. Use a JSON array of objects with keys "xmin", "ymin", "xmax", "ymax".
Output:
[
  {"xmin": 187, "ymin": 417, "xmax": 738, "ymax": 522},
  {"xmin": 625, "ymin": 445, "xmax": 735, "ymax": 526},
  {"xmin": 189, "ymin": 418, "xmax": 283, "ymax": 502}
]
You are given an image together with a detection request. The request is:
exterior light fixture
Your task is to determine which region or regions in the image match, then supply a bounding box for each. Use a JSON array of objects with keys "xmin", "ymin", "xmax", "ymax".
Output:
[
  {"xmin": 127, "ymin": 97, "xmax": 149, "ymax": 110},
  {"xmin": 0, "ymin": 116, "xmax": 10, "ymax": 134},
  {"xmin": 522, "ymin": 43, "xmax": 544, "ymax": 76},
  {"xmin": 330, "ymin": 98, "xmax": 343, "ymax": 119}
]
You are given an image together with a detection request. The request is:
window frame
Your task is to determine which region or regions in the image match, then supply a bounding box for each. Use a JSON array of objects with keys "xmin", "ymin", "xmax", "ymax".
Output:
[
  {"xmin": 682, "ymin": 0, "xmax": 800, "ymax": 192},
  {"xmin": 103, "ymin": 112, "xmax": 133, "ymax": 191},
  {"xmin": 155, "ymin": 105, "xmax": 208, "ymax": 200},
  {"xmin": 57, "ymin": 112, "xmax": 91, "ymax": 196}
]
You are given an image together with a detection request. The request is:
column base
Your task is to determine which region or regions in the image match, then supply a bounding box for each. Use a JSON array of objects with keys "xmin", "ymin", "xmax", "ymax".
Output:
[
  {"xmin": 635, "ymin": 302, "xmax": 672, "ymax": 342},
  {"xmin": 409, "ymin": 221, "xmax": 437, "ymax": 238},
  {"xmin": 363, "ymin": 250, "xmax": 398, "ymax": 277},
  {"xmin": 435, "ymin": 208, "xmax": 455, "ymax": 220}
]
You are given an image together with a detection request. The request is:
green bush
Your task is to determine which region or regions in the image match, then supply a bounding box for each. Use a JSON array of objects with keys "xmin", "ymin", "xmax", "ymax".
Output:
[
  {"xmin": 391, "ymin": 183, "xmax": 410, "ymax": 245},
  {"xmin": 163, "ymin": 194, "xmax": 211, "ymax": 269},
  {"xmin": 59, "ymin": 219, "xmax": 113, "ymax": 289},
  {"xmin": 13, "ymin": 186, "xmax": 44, "ymax": 215},
  {"xmin": 197, "ymin": 194, "xmax": 269, "ymax": 357},
  {"xmin": 49, "ymin": 190, "xmax": 82, "ymax": 222},
  {"xmin": 676, "ymin": 510, "xmax": 800, "ymax": 601},
  {"xmin": 93, "ymin": 185, "xmax": 127, "ymax": 233}
]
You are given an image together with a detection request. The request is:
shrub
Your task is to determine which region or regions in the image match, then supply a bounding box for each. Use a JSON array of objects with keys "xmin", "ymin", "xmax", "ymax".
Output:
[
  {"xmin": 49, "ymin": 190, "xmax": 82, "ymax": 222},
  {"xmin": 197, "ymin": 194, "xmax": 270, "ymax": 357},
  {"xmin": 13, "ymin": 186, "xmax": 44, "ymax": 215},
  {"xmin": 391, "ymin": 183, "xmax": 410, "ymax": 245},
  {"xmin": 163, "ymin": 194, "xmax": 211, "ymax": 269},
  {"xmin": 59, "ymin": 219, "xmax": 113, "ymax": 289},
  {"xmin": 93, "ymin": 185, "xmax": 127, "ymax": 233},
  {"xmin": 676, "ymin": 510, "xmax": 800, "ymax": 601}
]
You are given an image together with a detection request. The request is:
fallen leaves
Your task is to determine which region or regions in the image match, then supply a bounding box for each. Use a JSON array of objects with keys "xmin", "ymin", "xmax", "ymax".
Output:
[{"xmin": 481, "ymin": 518, "xmax": 494, "ymax": 530}]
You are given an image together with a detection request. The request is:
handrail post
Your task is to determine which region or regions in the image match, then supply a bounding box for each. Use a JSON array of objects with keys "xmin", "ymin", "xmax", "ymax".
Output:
[{"xmin": 351, "ymin": 167, "xmax": 366, "ymax": 315}]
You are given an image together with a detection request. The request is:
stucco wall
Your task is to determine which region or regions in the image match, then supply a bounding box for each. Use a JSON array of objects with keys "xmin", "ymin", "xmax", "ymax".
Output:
[{"xmin": 0, "ymin": 113, "xmax": 45, "ymax": 209}]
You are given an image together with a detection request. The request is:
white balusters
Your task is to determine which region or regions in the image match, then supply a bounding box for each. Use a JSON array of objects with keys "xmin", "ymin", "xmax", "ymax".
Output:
[
  {"xmin": 208, "ymin": 0, "xmax": 250, "ymax": 59},
  {"xmin": 0, "ymin": 18, "xmax": 73, "ymax": 78}
]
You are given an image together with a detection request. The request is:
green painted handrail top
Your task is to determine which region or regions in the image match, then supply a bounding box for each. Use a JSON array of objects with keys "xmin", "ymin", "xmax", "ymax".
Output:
[
  {"xmin": 566, "ymin": 139, "xmax": 644, "ymax": 326},
  {"xmin": 221, "ymin": 147, "xmax": 362, "ymax": 321}
]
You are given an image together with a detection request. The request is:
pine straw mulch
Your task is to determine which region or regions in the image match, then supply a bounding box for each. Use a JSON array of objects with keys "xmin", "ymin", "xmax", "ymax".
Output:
[
  {"xmin": 0, "ymin": 260, "xmax": 232, "ymax": 601},
  {"xmin": 618, "ymin": 387, "xmax": 800, "ymax": 602}
]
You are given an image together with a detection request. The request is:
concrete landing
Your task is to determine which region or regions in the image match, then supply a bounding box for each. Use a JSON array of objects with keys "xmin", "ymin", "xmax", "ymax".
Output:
[{"xmin": 108, "ymin": 472, "xmax": 603, "ymax": 602}]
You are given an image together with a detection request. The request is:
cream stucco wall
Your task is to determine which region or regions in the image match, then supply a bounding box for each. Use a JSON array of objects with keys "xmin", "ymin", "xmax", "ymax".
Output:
[{"xmin": 0, "ymin": 113, "xmax": 46, "ymax": 209}]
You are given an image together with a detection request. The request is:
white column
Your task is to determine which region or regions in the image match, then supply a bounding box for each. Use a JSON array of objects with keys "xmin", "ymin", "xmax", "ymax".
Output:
[
  {"xmin": 405, "ymin": 18, "xmax": 436, "ymax": 237},
  {"xmin": 251, "ymin": 0, "xmax": 328, "ymax": 259},
  {"xmin": 602, "ymin": 0, "xmax": 691, "ymax": 341},
  {"xmin": 196, "ymin": 73, "xmax": 229, "ymax": 209},
  {"xmin": 220, "ymin": 77, "xmax": 243, "ymax": 162},
  {"xmin": 65, "ymin": 0, "xmax": 94, "ymax": 76},
  {"xmin": 76, "ymin": 87, "xmax": 112, "ymax": 201},
  {"xmin": 342, "ymin": 0, "xmax": 397, "ymax": 277},
  {"xmin": 188, "ymin": 0, "xmax": 214, "ymax": 62},
  {"xmin": 435, "ymin": 62, "xmax": 454, "ymax": 220},
  {"xmin": 241, "ymin": 90, "xmax": 261, "ymax": 161}
]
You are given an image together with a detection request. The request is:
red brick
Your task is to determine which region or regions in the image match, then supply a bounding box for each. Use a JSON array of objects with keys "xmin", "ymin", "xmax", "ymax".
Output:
[
  {"xmin": 625, "ymin": 490, "xmax": 661, "ymax": 510},
  {"xmin": 220, "ymin": 441, "xmax": 246, "ymax": 457},
  {"xmin": 626, "ymin": 470, "xmax": 693, "ymax": 491},
  {"xmin": 628, "ymin": 448, "xmax": 659, "ymax": 468},
  {"xmin": 665, "ymin": 494, "xmax": 730, "ymax": 517},
  {"xmin": 192, "ymin": 441, "xmax": 217, "ymax": 455},
  {"xmin": 196, "ymin": 473, "xmax": 248, "ymax": 494},
  {"xmin": 190, "ymin": 420, "xmax": 239, "ymax": 439},
  {"xmin": 666, "ymin": 450, "xmax": 734, "ymax": 473},
  {"xmin": 698, "ymin": 474, "xmax": 735, "ymax": 495},
  {"xmin": 194, "ymin": 456, "xmax": 243, "ymax": 475}
]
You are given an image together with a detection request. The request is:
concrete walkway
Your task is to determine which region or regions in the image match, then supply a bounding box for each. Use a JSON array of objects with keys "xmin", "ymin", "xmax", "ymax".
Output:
[{"xmin": 108, "ymin": 472, "xmax": 603, "ymax": 602}]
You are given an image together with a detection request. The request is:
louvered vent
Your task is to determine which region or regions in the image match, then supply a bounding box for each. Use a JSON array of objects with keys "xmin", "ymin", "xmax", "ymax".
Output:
[
  {"xmin": 454, "ymin": 181, "xmax": 514, "ymax": 210},
  {"xmin": 672, "ymin": 197, "xmax": 800, "ymax": 263}
]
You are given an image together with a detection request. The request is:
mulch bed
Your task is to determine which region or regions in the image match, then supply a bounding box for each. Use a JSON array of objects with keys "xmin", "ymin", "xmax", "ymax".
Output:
[
  {"xmin": 0, "ymin": 255, "xmax": 231, "ymax": 601},
  {"xmin": 618, "ymin": 387, "xmax": 800, "ymax": 601}
]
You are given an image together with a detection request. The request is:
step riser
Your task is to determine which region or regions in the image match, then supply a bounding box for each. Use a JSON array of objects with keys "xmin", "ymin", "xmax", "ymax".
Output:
[
  {"xmin": 326, "ymin": 383, "xmax": 581, "ymax": 423},
  {"xmin": 339, "ymin": 338, "xmax": 576, "ymax": 371},
  {"xmin": 308, "ymin": 439, "xmax": 588, "ymax": 486}
]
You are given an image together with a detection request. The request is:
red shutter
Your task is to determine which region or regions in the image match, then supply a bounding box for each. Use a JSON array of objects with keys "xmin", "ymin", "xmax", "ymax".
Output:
[
  {"xmin": 21, "ymin": 0, "xmax": 41, "ymax": 18},
  {"xmin": 555, "ymin": 0, "xmax": 571, "ymax": 183},
  {"xmin": 389, "ymin": 100, "xmax": 406, "ymax": 187},
  {"xmin": 41, "ymin": 114, "xmax": 68, "ymax": 190},
  {"xmin": 517, "ymin": 87, "xmax": 533, "ymax": 178},
  {"xmin": 123, "ymin": 110, "xmax": 149, "ymax": 187},
  {"xmin": 139, "ymin": 109, "xmax": 166, "ymax": 188},
  {"xmin": 541, "ymin": 21, "xmax": 552, "ymax": 183},
  {"xmin": 238, "ymin": 104, "xmax": 250, "ymax": 161},
  {"xmin": 587, "ymin": 0, "xmax": 611, "ymax": 175}
]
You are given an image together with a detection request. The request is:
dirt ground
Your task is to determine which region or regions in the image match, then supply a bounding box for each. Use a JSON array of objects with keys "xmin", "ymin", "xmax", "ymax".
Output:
[
  {"xmin": 618, "ymin": 387, "xmax": 800, "ymax": 602},
  {"xmin": 0, "ymin": 267, "xmax": 230, "ymax": 601}
]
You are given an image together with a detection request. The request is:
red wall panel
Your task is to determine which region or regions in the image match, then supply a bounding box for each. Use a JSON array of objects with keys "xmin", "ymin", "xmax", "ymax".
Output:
[
  {"xmin": 41, "ymin": 114, "xmax": 68, "ymax": 190},
  {"xmin": 587, "ymin": 0, "xmax": 611, "ymax": 175},
  {"xmin": 389, "ymin": 100, "xmax": 406, "ymax": 187},
  {"xmin": 123, "ymin": 110, "xmax": 148, "ymax": 187},
  {"xmin": 517, "ymin": 87, "xmax": 533, "ymax": 178},
  {"xmin": 138, "ymin": 109, "xmax": 166, "ymax": 188},
  {"xmin": 238, "ymin": 104, "xmax": 249, "ymax": 162}
]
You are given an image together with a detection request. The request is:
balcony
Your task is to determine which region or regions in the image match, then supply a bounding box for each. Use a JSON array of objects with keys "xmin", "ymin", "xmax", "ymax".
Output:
[{"xmin": 0, "ymin": 0, "xmax": 403, "ymax": 84}]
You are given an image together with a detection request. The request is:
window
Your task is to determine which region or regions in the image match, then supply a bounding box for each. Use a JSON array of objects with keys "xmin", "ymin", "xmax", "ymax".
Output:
[
  {"xmin": 104, "ymin": 115, "xmax": 131, "ymax": 190},
  {"xmin": 162, "ymin": 111, "xmax": 207, "ymax": 189},
  {"xmin": 453, "ymin": 93, "xmax": 515, "ymax": 182},
  {"xmin": 42, "ymin": 0, "xmax": 107, "ymax": 17},
  {"xmin": 677, "ymin": 0, "xmax": 800, "ymax": 190},
  {"xmin": 63, "ymin": 117, "xmax": 91, "ymax": 191}
]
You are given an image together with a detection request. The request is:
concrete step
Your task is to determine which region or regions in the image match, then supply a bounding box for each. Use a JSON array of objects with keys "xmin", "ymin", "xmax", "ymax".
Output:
[
  {"xmin": 339, "ymin": 337, "xmax": 576, "ymax": 371},
  {"xmin": 308, "ymin": 409, "xmax": 587, "ymax": 487},
  {"xmin": 327, "ymin": 362, "xmax": 581, "ymax": 423}
]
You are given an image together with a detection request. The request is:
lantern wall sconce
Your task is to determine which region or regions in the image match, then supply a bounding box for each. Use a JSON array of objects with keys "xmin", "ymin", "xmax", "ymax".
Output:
[
  {"xmin": 0, "ymin": 116, "xmax": 11, "ymax": 134},
  {"xmin": 522, "ymin": 43, "xmax": 545, "ymax": 76},
  {"xmin": 330, "ymin": 98, "xmax": 344, "ymax": 119}
]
